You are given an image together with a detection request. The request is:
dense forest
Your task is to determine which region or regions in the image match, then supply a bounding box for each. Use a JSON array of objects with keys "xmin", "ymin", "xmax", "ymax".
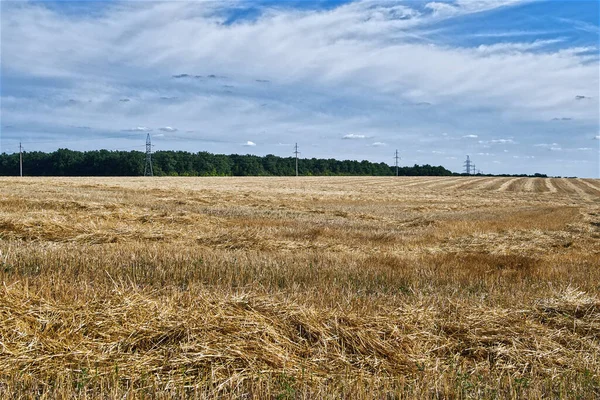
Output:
[{"xmin": 0, "ymin": 149, "xmax": 454, "ymax": 176}]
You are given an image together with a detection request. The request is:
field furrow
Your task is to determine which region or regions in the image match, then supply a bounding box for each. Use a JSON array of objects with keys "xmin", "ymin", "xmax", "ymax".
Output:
[
  {"xmin": 574, "ymin": 179, "xmax": 600, "ymax": 198},
  {"xmin": 400, "ymin": 177, "xmax": 446, "ymax": 188},
  {"xmin": 533, "ymin": 178, "xmax": 549, "ymax": 193},
  {"xmin": 504, "ymin": 177, "xmax": 527, "ymax": 192},
  {"xmin": 523, "ymin": 178, "xmax": 536, "ymax": 192},
  {"xmin": 496, "ymin": 177, "xmax": 521, "ymax": 191},
  {"xmin": 441, "ymin": 177, "xmax": 485, "ymax": 190},
  {"xmin": 582, "ymin": 178, "xmax": 600, "ymax": 190},
  {"xmin": 421, "ymin": 177, "xmax": 468, "ymax": 189},
  {"xmin": 452, "ymin": 177, "xmax": 495, "ymax": 191},
  {"xmin": 545, "ymin": 178, "xmax": 558, "ymax": 193},
  {"xmin": 551, "ymin": 178, "xmax": 586, "ymax": 199}
]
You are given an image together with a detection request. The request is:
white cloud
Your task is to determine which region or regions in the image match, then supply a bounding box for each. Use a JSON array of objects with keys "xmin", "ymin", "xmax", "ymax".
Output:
[
  {"xmin": 576, "ymin": 147, "xmax": 592, "ymax": 151},
  {"xmin": 475, "ymin": 39, "xmax": 565, "ymax": 54},
  {"xmin": 479, "ymin": 139, "xmax": 517, "ymax": 145},
  {"xmin": 492, "ymin": 139, "xmax": 516, "ymax": 144},
  {"xmin": 550, "ymin": 147, "xmax": 562, "ymax": 151},
  {"xmin": 594, "ymin": 135, "xmax": 600, "ymax": 140},
  {"xmin": 2, "ymin": 0, "xmax": 597, "ymax": 125},
  {"xmin": 489, "ymin": 139, "xmax": 517, "ymax": 144},
  {"xmin": 371, "ymin": 142, "xmax": 386, "ymax": 147},
  {"xmin": 124, "ymin": 126, "xmax": 152, "ymax": 132},
  {"xmin": 159, "ymin": 126, "xmax": 177, "ymax": 132},
  {"xmin": 243, "ymin": 141, "xmax": 256, "ymax": 146},
  {"xmin": 343, "ymin": 134, "xmax": 368, "ymax": 140},
  {"xmin": 425, "ymin": 0, "xmax": 526, "ymax": 18},
  {"xmin": 469, "ymin": 30, "xmax": 564, "ymax": 39},
  {"xmin": 1, "ymin": 0, "xmax": 598, "ymax": 177}
]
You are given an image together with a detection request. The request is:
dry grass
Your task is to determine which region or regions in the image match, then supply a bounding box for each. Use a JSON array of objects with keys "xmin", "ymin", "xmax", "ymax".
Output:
[{"xmin": 0, "ymin": 176, "xmax": 599, "ymax": 399}]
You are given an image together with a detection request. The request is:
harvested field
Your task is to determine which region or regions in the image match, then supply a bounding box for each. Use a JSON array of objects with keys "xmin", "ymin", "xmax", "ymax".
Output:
[{"xmin": 1, "ymin": 176, "xmax": 599, "ymax": 399}]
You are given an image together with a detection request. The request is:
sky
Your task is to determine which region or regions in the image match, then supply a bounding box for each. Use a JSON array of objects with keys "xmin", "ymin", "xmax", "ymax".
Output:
[{"xmin": 1, "ymin": 0, "xmax": 599, "ymax": 177}]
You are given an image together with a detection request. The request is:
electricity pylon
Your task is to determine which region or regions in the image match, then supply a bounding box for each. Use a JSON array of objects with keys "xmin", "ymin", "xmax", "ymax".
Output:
[
  {"xmin": 293, "ymin": 143, "xmax": 300, "ymax": 177},
  {"xmin": 144, "ymin": 133, "xmax": 153, "ymax": 176},
  {"xmin": 464, "ymin": 155, "xmax": 472, "ymax": 175}
]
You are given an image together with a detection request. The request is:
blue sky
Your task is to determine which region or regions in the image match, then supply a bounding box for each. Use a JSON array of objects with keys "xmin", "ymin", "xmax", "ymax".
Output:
[{"xmin": 1, "ymin": 0, "xmax": 599, "ymax": 177}]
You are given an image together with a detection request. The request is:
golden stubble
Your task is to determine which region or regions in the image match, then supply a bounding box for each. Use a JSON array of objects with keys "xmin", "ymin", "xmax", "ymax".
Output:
[{"xmin": 0, "ymin": 176, "xmax": 599, "ymax": 399}]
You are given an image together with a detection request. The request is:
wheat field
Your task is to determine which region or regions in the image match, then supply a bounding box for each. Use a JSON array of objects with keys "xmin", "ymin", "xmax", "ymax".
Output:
[{"xmin": 0, "ymin": 176, "xmax": 599, "ymax": 399}]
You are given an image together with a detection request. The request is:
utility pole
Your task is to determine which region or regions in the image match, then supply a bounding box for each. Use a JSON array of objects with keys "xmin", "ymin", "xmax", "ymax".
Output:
[
  {"xmin": 19, "ymin": 142, "xmax": 23, "ymax": 177},
  {"xmin": 472, "ymin": 163, "xmax": 476, "ymax": 175},
  {"xmin": 394, "ymin": 149, "xmax": 400, "ymax": 176},
  {"xmin": 463, "ymin": 155, "xmax": 472, "ymax": 175},
  {"xmin": 293, "ymin": 143, "xmax": 300, "ymax": 177},
  {"xmin": 144, "ymin": 133, "xmax": 153, "ymax": 177}
]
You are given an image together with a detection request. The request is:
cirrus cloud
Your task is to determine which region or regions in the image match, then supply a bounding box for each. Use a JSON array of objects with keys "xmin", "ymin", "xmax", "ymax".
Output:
[{"xmin": 0, "ymin": 0, "xmax": 598, "ymax": 177}]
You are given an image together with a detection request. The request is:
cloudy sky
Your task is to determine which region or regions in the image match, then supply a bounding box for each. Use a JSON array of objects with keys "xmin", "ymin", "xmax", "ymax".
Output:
[{"xmin": 1, "ymin": 0, "xmax": 599, "ymax": 177}]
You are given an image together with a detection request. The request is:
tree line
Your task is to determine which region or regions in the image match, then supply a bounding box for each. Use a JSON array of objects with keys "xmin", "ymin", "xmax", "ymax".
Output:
[{"xmin": 0, "ymin": 149, "xmax": 454, "ymax": 176}]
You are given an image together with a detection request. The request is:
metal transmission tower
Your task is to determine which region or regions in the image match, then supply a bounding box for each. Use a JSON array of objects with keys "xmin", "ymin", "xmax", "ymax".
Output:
[
  {"xmin": 472, "ymin": 163, "xmax": 476, "ymax": 175},
  {"xmin": 463, "ymin": 155, "xmax": 472, "ymax": 175},
  {"xmin": 293, "ymin": 143, "xmax": 300, "ymax": 177},
  {"xmin": 394, "ymin": 149, "xmax": 400, "ymax": 176},
  {"xmin": 144, "ymin": 133, "xmax": 153, "ymax": 176},
  {"xmin": 19, "ymin": 142, "xmax": 23, "ymax": 177}
]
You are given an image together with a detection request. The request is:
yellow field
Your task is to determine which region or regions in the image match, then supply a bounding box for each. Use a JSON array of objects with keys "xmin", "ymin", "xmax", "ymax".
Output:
[{"xmin": 1, "ymin": 176, "xmax": 599, "ymax": 399}]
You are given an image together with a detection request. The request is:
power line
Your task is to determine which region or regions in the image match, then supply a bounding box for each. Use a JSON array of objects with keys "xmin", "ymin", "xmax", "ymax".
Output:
[{"xmin": 144, "ymin": 134, "xmax": 153, "ymax": 177}]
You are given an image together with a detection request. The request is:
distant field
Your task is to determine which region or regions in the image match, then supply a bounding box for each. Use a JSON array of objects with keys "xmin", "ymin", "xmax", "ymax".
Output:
[{"xmin": 1, "ymin": 177, "xmax": 599, "ymax": 398}]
